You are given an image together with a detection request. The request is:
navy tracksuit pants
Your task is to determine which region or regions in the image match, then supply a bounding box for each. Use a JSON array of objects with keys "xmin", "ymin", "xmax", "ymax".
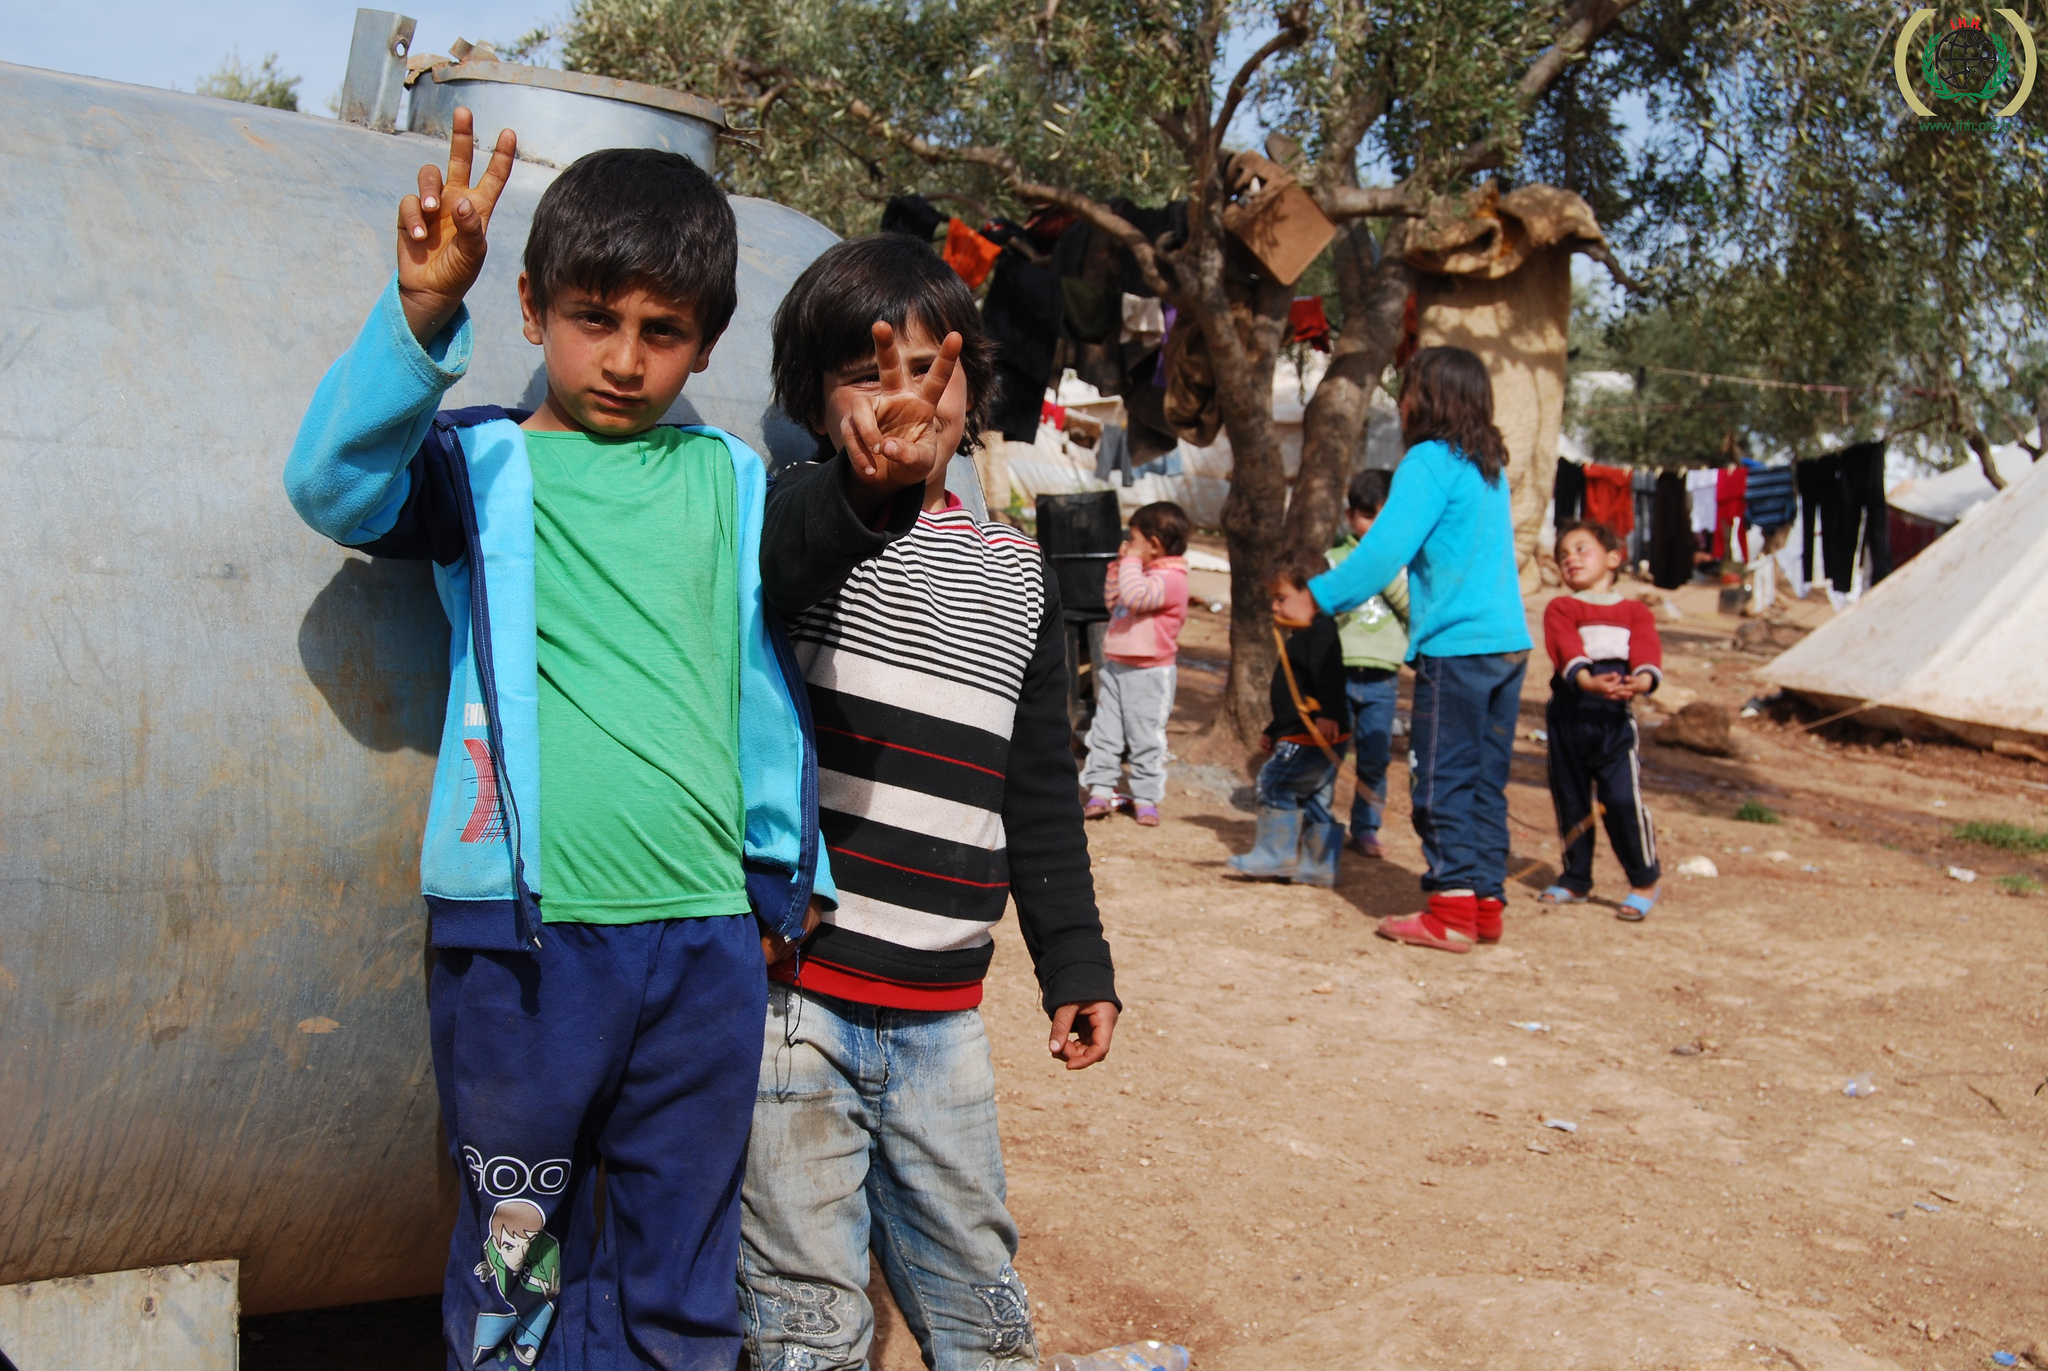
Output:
[
  {"xmin": 429, "ymin": 916, "xmax": 766, "ymax": 1371},
  {"xmin": 1545, "ymin": 691, "xmax": 1660, "ymax": 894}
]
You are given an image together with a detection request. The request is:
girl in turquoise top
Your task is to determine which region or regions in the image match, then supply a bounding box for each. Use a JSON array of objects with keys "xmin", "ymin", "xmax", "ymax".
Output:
[{"xmin": 1305, "ymin": 347, "xmax": 1532, "ymax": 952}]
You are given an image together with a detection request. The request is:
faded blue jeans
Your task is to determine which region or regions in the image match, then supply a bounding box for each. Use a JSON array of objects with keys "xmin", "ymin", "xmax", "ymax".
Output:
[
  {"xmin": 1408, "ymin": 651, "xmax": 1528, "ymax": 900},
  {"xmin": 1344, "ymin": 669, "xmax": 1399, "ymax": 840},
  {"xmin": 1254, "ymin": 738, "xmax": 1345, "ymax": 826},
  {"xmin": 737, "ymin": 983, "xmax": 1036, "ymax": 1371}
]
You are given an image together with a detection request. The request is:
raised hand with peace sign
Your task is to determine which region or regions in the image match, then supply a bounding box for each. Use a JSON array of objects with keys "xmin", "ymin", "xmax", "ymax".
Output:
[
  {"xmin": 823, "ymin": 320, "xmax": 968, "ymax": 511},
  {"xmin": 395, "ymin": 106, "xmax": 519, "ymax": 344}
]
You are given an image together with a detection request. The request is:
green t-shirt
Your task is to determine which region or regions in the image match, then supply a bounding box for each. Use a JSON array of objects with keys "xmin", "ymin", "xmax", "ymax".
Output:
[
  {"xmin": 525, "ymin": 427, "xmax": 747, "ymax": 924},
  {"xmin": 1328, "ymin": 533, "xmax": 1411, "ymax": 671}
]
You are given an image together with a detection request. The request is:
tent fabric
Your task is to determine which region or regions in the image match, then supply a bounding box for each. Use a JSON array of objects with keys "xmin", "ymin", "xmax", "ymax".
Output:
[
  {"xmin": 1887, "ymin": 442, "xmax": 2035, "ymax": 524},
  {"xmin": 1761, "ymin": 458, "xmax": 2048, "ymax": 744}
]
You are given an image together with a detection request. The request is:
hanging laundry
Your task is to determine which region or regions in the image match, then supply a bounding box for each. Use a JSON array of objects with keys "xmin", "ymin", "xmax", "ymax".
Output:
[
  {"xmin": 1651, "ymin": 470, "xmax": 1693, "ymax": 589},
  {"xmin": 1583, "ymin": 463, "xmax": 1635, "ymax": 538},
  {"xmin": 942, "ymin": 218, "xmax": 1002, "ymax": 288},
  {"xmin": 1041, "ymin": 400, "xmax": 1067, "ymax": 430},
  {"xmin": 982, "ymin": 251, "xmax": 1065, "ymax": 442},
  {"xmin": 1743, "ymin": 462, "xmax": 1796, "ymax": 532},
  {"xmin": 1094, "ymin": 422, "xmax": 1132, "ymax": 485},
  {"xmin": 1134, "ymin": 450, "xmax": 1184, "ymax": 478},
  {"xmin": 1686, "ymin": 468, "xmax": 1718, "ymax": 538},
  {"xmin": 1630, "ymin": 467, "xmax": 1656, "ymax": 565},
  {"xmin": 1060, "ymin": 277, "xmax": 1119, "ymax": 343},
  {"xmin": 880, "ymin": 194, "xmax": 946, "ymax": 242},
  {"xmin": 1838, "ymin": 441, "xmax": 1892, "ymax": 584},
  {"xmin": 1713, "ymin": 464, "xmax": 1747, "ymax": 560},
  {"xmin": 1121, "ymin": 293, "xmax": 1166, "ymax": 347},
  {"xmin": 1022, "ymin": 204, "xmax": 1078, "ymax": 246},
  {"xmin": 1288, "ymin": 296, "xmax": 1331, "ymax": 352},
  {"xmin": 1151, "ymin": 305, "xmax": 1177, "ymax": 388},
  {"xmin": 1553, "ymin": 459, "xmax": 1586, "ymax": 524},
  {"xmin": 1796, "ymin": 453, "xmax": 1833, "ymax": 585}
]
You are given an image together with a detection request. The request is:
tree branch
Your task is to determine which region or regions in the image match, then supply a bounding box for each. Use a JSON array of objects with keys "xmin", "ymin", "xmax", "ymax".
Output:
[
  {"xmin": 832, "ymin": 90, "xmax": 1176, "ymax": 295},
  {"xmin": 1209, "ymin": 7, "xmax": 1310, "ymax": 162}
]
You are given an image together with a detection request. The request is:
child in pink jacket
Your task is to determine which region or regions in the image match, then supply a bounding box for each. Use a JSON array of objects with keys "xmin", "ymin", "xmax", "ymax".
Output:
[{"xmin": 1081, "ymin": 502, "xmax": 1191, "ymax": 826}]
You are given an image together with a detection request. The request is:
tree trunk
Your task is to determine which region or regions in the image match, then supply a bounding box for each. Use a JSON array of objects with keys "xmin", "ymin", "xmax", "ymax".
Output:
[
  {"xmin": 1185, "ymin": 258, "xmax": 1294, "ymax": 753},
  {"xmin": 1285, "ymin": 219, "xmax": 1414, "ymax": 555},
  {"xmin": 1967, "ymin": 425, "xmax": 2006, "ymax": 490}
]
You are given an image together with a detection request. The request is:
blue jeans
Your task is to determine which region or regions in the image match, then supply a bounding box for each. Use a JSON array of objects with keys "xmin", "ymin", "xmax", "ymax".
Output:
[
  {"xmin": 1255, "ymin": 738, "xmax": 1345, "ymax": 826},
  {"xmin": 738, "ymin": 984, "xmax": 1035, "ymax": 1371},
  {"xmin": 1344, "ymin": 670, "xmax": 1399, "ymax": 839},
  {"xmin": 1408, "ymin": 652, "xmax": 1528, "ymax": 899},
  {"xmin": 428, "ymin": 916, "xmax": 765, "ymax": 1371}
]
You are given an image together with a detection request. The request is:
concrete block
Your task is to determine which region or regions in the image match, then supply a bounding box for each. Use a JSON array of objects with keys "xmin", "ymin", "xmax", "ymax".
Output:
[{"xmin": 0, "ymin": 1261, "xmax": 237, "ymax": 1371}]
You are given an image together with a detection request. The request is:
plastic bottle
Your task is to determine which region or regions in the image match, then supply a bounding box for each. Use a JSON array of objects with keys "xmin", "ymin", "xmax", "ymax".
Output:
[{"xmin": 1050, "ymin": 1341, "xmax": 1192, "ymax": 1371}]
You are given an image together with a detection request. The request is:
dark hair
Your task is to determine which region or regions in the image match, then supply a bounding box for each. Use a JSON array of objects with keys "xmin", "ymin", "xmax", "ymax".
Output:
[
  {"xmin": 1128, "ymin": 501, "xmax": 1190, "ymax": 556},
  {"xmin": 1346, "ymin": 468, "xmax": 1392, "ymax": 517},
  {"xmin": 1267, "ymin": 547, "xmax": 1330, "ymax": 591},
  {"xmin": 523, "ymin": 148, "xmax": 738, "ymax": 341},
  {"xmin": 1554, "ymin": 519, "xmax": 1623, "ymax": 559},
  {"xmin": 1398, "ymin": 346, "xmax": 1509, "ymax": 484},
  {"xmin": 770, "ymin": 234, "xmax": 998, "ymax": 455}
]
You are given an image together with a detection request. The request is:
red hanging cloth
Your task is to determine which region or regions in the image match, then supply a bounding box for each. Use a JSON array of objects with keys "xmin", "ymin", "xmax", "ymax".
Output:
[
  {"xmin": 1582, "ymin": 463, "xmax": 1635, "ymax": 538},
  {"xmin": 942, "ymin": 218, "xmax": 1001, "ymax": 288}
]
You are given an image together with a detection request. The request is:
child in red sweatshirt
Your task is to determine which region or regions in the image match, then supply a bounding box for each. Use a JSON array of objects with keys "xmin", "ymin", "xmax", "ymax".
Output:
[
  {"xmin": 1080, "ymin": 501, "xmax": 1191, "ymax": 826},
  {"xmin": 1541, "ymin": 521, "xmax": 1664, "ymax": 921}
]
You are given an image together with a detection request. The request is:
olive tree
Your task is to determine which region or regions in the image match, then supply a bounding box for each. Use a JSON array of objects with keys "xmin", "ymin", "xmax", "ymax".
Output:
[{"xmin": 557, "ymin": 0, "xmax": 1649, "ymax": 744}]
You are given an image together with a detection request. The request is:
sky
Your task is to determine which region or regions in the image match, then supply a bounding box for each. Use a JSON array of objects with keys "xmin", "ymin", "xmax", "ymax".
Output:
[{"xmin": 2, "ymin": 2, "xmax": 564, "ymax": 114}]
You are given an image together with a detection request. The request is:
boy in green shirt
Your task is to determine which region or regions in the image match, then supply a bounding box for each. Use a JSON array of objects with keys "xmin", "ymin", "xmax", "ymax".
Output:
[
  {"xmin": 284, "ymin": 113, "xmax": 829, "ymax": 1368},
  {"xmin": 1328, "ymin": 469, "xmax": 1411, "ymax": 858}
]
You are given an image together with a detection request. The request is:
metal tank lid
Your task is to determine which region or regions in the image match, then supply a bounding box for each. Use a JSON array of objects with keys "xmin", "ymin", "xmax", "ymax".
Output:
[
  {"xmin": 419, "ymin": 61, "xmax": 725, "ymax": 129},
  {"xmin": 341, "ymin": 8, "xmax": 726, "ymax": 170}
]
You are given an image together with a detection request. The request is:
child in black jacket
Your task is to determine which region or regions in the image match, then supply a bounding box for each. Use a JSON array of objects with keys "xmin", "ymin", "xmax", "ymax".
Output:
[{"xmin": 1228, "ymin": 549, "xmax": 1353, "ymax": 887}]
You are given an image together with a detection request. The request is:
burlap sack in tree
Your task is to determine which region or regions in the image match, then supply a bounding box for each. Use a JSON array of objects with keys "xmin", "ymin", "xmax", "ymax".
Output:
[{"xmin": 1406, "ymin": 184, "xmax": 1608, "ymax": 594}]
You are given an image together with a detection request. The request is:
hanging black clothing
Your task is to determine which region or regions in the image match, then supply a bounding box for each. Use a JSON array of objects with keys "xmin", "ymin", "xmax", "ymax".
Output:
[
  {"xmin": 879, "ymin": 195, "xmax": 946, "ymax": 242},
  {"xmin": 1650, "ymin": 470, "xmax": 1693, "ymax": 590},
  {"xmin": 1796, "ymin": 454, "xmax": 1832, "ymax": 586},
  {"xmin": 1799, "ymin": 442, "xmax": 1892, "ymax": 592},
  {"xmin": 1840, "ymin": 441, "xmax": 1892, "ymax": 584},
  {"xmin": 1554, "ymin": 460, "xmax": 1586, "ymax": 524},
  {"xmin": 982, "ymin": 251, "xmax": 1065, "ymax": 442}
]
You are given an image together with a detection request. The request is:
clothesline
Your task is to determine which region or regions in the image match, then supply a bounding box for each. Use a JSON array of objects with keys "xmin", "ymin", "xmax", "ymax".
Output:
[{"xmin": 1642, "ymin": 364, "xmax": 1857, "ymax": 398}]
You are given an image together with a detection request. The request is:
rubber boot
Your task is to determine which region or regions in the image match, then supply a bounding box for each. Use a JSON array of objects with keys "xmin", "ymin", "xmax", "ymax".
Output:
[
  {"xmin": 1291, "ymin": 820, "xmax": 1345, "ymax": 888},
  {"xmin": 1376, "ymin": 892, "xmax": 1481, "ymax": 953},
  {"xmin": 1227, "ymin": 808, "xmax": 1303, "ymax": 879},
  {"xmin": 1475, "ymin": 895, "xmax": 1505, "ymax": 944}
]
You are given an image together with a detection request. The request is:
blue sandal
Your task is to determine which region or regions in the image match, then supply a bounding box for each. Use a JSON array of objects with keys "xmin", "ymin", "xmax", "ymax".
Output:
[
  {"xmin": 1536, "ymin": 886, "xmax": 1586, "ymax": 906},
  {"xmin": 1617, "ymin": 889, "xmax": 1659, "ymax": 922}
]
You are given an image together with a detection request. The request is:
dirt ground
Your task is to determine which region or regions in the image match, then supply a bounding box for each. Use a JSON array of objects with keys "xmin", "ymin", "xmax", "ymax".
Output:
[{"xmin": 246, "ymin": 578, "xmax": 2048, "ymax": 1370}]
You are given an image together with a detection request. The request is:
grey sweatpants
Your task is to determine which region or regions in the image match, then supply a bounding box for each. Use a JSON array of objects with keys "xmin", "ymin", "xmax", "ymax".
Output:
[{"xmin": 1079, "ymin": 660, "xmax": 1177, "ymax": 804}]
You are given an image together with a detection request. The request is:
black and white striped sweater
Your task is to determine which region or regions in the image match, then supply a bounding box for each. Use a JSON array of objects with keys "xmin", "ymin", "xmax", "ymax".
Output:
[{"xmin": 761, "ymin": 455, "xmax": 1117, "ymax": 1014}]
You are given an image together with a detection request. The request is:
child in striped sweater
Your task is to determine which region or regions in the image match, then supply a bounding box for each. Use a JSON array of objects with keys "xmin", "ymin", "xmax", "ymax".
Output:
[
  {"xmin": 1081, "ymin": 501, "xmax": 1191, "ymax": 826},
  {"xmin": 744, "ymin": 234, "xmax": 1119, "ymax": 1371}
]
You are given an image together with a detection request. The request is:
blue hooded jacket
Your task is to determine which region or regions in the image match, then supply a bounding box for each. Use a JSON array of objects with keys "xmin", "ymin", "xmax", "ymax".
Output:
[{"xmin": 284, "ymin": 279, "xmax": 833, "ymax": 952}]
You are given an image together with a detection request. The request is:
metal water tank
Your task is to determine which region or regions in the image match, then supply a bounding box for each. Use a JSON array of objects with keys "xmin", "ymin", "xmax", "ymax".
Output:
[{"xmin": 0, "ymin": 35, "xmax": 927, "ymax": 1314}]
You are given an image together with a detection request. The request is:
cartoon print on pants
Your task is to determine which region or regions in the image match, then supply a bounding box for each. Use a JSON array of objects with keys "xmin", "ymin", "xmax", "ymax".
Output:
[{"xmin": 472, "ymin": 1198, "xmax": 562, "ymax": 1367}]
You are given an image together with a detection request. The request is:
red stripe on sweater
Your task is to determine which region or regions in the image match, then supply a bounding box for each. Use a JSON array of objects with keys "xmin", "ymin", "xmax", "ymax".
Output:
[
  {"xmin": 828, "ymin": 845, "xmax": 1011, "ymax": 888},
  {"xmin": 818, "ymin": 726, "xmax": 1006, "ymax": 777},
  {"xmin": 771, "ymin": 957, "xmax": 986, "ymax": 1010}
]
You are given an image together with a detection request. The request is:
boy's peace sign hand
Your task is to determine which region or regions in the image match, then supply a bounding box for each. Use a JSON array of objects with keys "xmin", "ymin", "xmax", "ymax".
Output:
[
  {"xmin": 839, "ymin": 321, "xmax": 966, "ymax": 496},
  {"xmin": 396, "ymin": 107, "xmax": 518, "ymax": 344}
]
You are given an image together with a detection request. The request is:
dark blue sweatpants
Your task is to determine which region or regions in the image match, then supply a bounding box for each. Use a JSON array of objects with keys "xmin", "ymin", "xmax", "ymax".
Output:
[
  {"xmin": 1408, "ymin": 652, "xmax": 1527, "ymax": 900},
  {"xmin": 429, "ymin": 916, "xmax": 767, "ymax": 1371},
  {"xmin": 1545, "ymin": 694, "xmax": 1661, "ymax": 893}
]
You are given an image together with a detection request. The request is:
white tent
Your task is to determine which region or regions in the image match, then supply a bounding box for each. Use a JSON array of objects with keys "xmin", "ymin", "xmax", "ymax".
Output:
[
  {"xmin": 1761, "ymin": 454, "xmax": 2048, "ymax": 746},
  {"xmin": 1887, "ymin": 440, "xmax": 2035, "ymax": 526}
]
